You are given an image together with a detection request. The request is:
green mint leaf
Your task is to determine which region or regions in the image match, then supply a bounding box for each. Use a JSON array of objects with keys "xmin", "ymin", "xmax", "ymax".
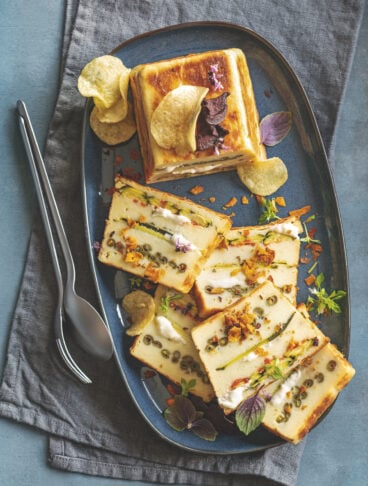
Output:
[
  {"xmin": 235, "ymin": 391, "xmax": 266, "ymax": 436},
  {"xmin": 180, "ymin": 378, "xmax": 196, "ymax": 396}
]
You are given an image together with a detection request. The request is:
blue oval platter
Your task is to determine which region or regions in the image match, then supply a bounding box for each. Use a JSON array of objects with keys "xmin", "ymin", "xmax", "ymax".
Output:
[{"xmin": 81, "ymin": 22, "xmax": 350, "ymax": 454}]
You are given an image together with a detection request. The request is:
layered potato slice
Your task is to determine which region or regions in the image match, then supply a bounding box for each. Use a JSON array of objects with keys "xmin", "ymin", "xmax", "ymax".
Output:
[
  {"xmin": 130, "ymin": 48, "xmax": 265, "ymax": 183},
  {"xmin": 191, "ymin": 281, "xmax": 329, "ymax": 413},
  {"xmin": 262, "ymin": 343, "xmax": 355, "ymax": 444},
  {"xmin": 98, "ymin": 175, "xmax": 232, "ymax": 293},
  {"xmin": 193, "ymin": 216, "xmax": 302, "ymax": 317},
  {"xmin": 130, "ymin": 285, "xmax": 215, "ymax": 402}
]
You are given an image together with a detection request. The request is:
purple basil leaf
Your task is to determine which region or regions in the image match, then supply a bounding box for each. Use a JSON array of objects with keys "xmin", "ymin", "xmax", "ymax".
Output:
[
  {"xmin": 164, "ymin": 405, "xmax": 187, "ymax": 431},
  {"xmin": 175, "ymin": 395, "xmax": 197, "ymax": 423},
  {"xmin": 235, "ymin": 392, "xmax": 266, "ymax": 436},
  {"xmin": 260, "ymin": 111, "xmax": 292, "ymax": 146},
  {"xmin": 164, "ymin": 395, "xmax": 197, "ymax": 431},
  {"xmin": 190, "ymin": 418, "xmax": 218, "ymax": 441}
]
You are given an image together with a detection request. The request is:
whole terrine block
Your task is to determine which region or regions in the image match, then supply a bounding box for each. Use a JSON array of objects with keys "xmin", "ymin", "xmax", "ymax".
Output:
[
  {"xmin": 130, "ymin": 48, "xmax": 266, "ymax": 183},
  {"xmin": 262, "ymin": 343, "xmax": 355, "ymax": 444},
  {"xmin": 193, "ymin": 216, "xmax": 302, "ymax": 317},
  {"xmin": 98, "ymin": 175, "xmax": 232, "ymax": 292},
  {"xmin": 130, "ymin": 285, "xmax": 215, "ymax": 402},
  {"xmin": 191, "ymin": 280, "xmax": 329, "ymax": 412}
]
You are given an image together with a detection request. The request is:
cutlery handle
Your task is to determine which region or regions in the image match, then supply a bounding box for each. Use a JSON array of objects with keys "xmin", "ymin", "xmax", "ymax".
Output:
[{"xmin": 17, "ymin": 100, "xmax": 76, "ymax": 288}]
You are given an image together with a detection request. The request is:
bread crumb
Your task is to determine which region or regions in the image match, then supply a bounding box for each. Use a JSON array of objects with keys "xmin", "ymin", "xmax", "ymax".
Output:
[
  {"xmin": 208, "ymin": 196, "xmax": 216, "ymax": 203},
  {"xmin": 223, "ymin": 197, "xmax": 238, "ymax": 209},
  {"xmin": 189, "ymin": 185, "xmax": 204, "ymax": 195},
  {"xmin": 241, "ymin": 195, "xmax": 249, "ymax": 204},
  {"xmin": 275, "ymin": 196, "xmax": 286, "ymax": 207}
]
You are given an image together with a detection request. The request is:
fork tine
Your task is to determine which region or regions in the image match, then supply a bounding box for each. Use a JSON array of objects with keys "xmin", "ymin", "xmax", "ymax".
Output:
[{"xmin": 56, "ymin": 338, "xmax": 92, "ymax": 384}]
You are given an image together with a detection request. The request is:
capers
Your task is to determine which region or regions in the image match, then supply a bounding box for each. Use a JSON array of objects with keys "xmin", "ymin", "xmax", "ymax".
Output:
[
  {"xmin": 178, "ymin": 263, "xmax": 187, "ymax": 273},
  {"xmin": 266, "ymin": 295, "xmax": 278, "ymax": 306},
  {"xmin": 143, "ymin": 243, "xmax": 152, "ymax": 251},
  {"xmin": 276, "ymin": 414, "xmax": 285, "ymax": 423},
  {"xmin": 219, "ymin": 337, "xmax": 228, "ymax": 346},
  {"xmin": 315, "ymin": 372, "xmax": 324, "ymax": 383},
  {"xmin": 171, "ymin": 350, "xmax": 181, "ymax": 363},
  {"xmin": 107, "ymin": 238, "xmax": 115, "ymax": 247},
  {"xmin": 303, "ymin": 378, "xmax": 314, "ymax": 388},
  {"xmin": 327, "ymin": 360, "xmax": 337, "ymax": 371},
  {"xmin": 143, "ymin": 334, "xmax": 153, "ymax": 345},
  {"xmin": 161, "ymin": 349, "xmax": 170, "ymax": 359},
  {"xmin": 253, "ymin": 307, "xmax": 264, "ymax": 317},
  {"xmin": 202, "ymin": 374, "xmax": 210, "ymax": 384},
  {"xmin": 152, "ymin": 339, "xmax": 163, "ymax": 348},
  {"xmin": 294, "ymin": 398, "xmax": 302, "ymax": 408}
]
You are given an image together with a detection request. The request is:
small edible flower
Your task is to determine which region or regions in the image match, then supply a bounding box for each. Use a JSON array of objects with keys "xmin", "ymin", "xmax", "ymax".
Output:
[{"xmin": 208, "ymin": 64, "xmax": 224, "ymax": 91}]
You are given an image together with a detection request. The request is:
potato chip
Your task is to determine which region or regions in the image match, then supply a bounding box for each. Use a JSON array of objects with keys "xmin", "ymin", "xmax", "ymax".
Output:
[
  {"xmin": 78, "ymin": 55, "xmax": 130, "ymax": 109},
  {"xmin": 122, "ymin": 290, "xmax": 155, "ymax": 336},
  {"xmin": 90, "ymin": 102, "xmax": 136, "ymax": 145},
  {"xmin": 237, "ymin": 157, "xmax": 288, "ymax": 196},
  {"xmin": 150, "ymin": 85, "xmax": 209, "ymax": 154},
  {"xmin": 95, "ymin": 97, "xmax": 128, "ymax": 123}
]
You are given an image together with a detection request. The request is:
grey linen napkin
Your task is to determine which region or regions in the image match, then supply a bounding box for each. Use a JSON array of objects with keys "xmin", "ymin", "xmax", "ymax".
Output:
[{"xmin": 0, "ymin": 1, "xmax": 364, "ymax": 485}]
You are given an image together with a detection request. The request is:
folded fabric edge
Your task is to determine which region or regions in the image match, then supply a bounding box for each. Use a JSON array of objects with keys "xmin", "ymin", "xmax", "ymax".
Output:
[
  {"xmin": 0, "ymin": 397, "xmax": 303, "ymax": 484},
  {"xmin": 48, "ymin": 440, "xmax": 285, "ymax": 486}
]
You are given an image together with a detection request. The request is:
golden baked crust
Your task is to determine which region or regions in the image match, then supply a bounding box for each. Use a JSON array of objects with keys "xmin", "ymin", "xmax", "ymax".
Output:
[{"xmin": 130, "ymin": 48, "xmax": 266, "ymax": 183}]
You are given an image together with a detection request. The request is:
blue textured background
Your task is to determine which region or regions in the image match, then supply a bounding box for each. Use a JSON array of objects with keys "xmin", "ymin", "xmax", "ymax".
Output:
[{"xmin": 0, "ymin": 1, "xmax": 367, "ymax": 484}]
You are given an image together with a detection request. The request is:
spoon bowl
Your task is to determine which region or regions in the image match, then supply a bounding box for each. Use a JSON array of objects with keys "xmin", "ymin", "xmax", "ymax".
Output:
[{"xmin": 64, "ymin": 290, "xmax": 113, "ymax": 361}]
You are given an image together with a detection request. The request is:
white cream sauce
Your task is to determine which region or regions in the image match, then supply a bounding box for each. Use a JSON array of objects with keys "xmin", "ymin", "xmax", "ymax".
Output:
[
  {"xmin": 155, "ymin": 315, "xmax": 186, "ymax": 343},
  {"xmin": 270, "ymin": 222, "xmax": 300, "ymax": 239},
  {"xmin": 153, "ymin": 207, "xmax": 191, "ymax": 225},
  {"xmin": 218, "ymin": 385, "xmax": 249, "ymax": 409},
  {"xmin": 165, "ymin": 232, "xmax": 196, "ymax": 252},
  {"xmin": 271, "ymin": 369, "xmax": 301, "ymax": 406}
]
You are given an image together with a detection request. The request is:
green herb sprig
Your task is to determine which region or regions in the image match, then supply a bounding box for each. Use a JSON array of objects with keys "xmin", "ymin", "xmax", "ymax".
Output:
[
  {"xmin": 307, "ymin": 273, "xmax": 346, "ymax": 315},
  {"xmin": 257, "ymin": 197, "xmax": 280, "ymax": 224}
]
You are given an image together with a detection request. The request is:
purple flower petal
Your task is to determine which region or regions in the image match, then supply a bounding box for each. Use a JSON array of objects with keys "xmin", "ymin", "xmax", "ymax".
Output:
[{"xmin": 260, "ymin": 111, "xmax": 292, "ymax": 146}]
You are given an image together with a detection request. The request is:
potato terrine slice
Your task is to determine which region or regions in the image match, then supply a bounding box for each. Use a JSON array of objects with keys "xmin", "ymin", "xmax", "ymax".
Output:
[
  {"xmin": 130, "ymin": 285, "xmax": 214, "ymax": 402},
  {"xmin": 262, "ymin": 343, "xmax": 355, "ymax": 443},
  {"xmin": 191, "ymin": 281, "xmax": 329, "ymax": 413},
  {"xmin": 193, "ymin": 216, "xmax": 302, "ymax": 317},
  {"xmin": 98, "ymin": 175, "xmax": 232, "ymax": 292}
]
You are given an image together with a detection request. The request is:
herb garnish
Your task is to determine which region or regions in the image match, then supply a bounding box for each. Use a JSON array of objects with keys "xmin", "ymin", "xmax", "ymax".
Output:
[
  {"xmin": 164, "ymin": 379, "xmax": 218, "ymax": 441},
  {"xmin": 160, "ymin": 293, "xmax": 182, "ymax": 314},
  {"xmin": 260, "ymin": 111, "xmax": 292, "ymax": 146},
  {"xmin": 257, "ymin": 197, "xmax": 280, "ymax": 224},
  {"xmin": 307, "ymin": 273, "xmax": 346, "ymax": 315},
  {"xmin": 235, "ymin": 388, "xmax": 266, "ymax": 436}
]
